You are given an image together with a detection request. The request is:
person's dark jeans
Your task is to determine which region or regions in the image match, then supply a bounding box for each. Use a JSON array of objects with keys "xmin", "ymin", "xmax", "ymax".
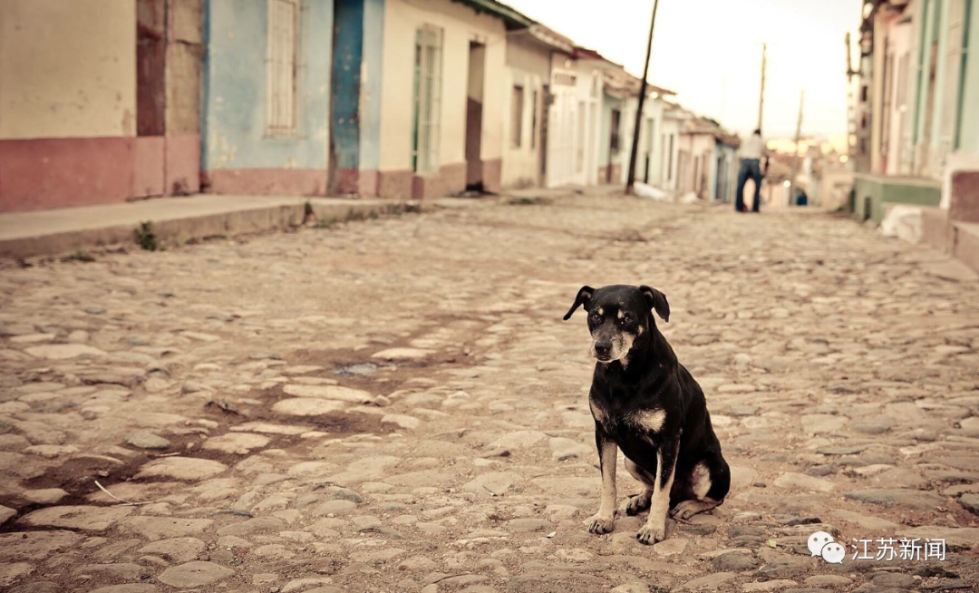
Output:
[{"xmin": 735, "ymin": 159, "xmax": 763, "ymax": 212}]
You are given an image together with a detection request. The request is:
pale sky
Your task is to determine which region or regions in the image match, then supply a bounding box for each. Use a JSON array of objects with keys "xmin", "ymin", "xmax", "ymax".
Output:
[{"xmin": 504, "ymin": 0, "xmax": 861, "ymax": 141}]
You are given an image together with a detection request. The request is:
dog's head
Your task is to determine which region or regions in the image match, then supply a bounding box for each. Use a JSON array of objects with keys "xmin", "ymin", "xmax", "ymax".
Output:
[{"xmin": 562, "ymin": 284, "xmax": 670, "ymax": 364}]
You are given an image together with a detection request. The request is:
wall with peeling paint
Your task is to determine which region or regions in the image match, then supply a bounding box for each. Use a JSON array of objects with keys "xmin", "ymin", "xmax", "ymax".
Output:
[
  {"xmin": 202, "ymin": 0, "xmax": 333, "ymax": 194},
  {"xmin": 0, "ymin": 0, "xmax": 143, "ymax": 211},
  {"xmin": 599, "ymin": 93, "xmax": 625, "ymax": 180},
  {"xmin": 378, "ymin": 0, "xmax": 506, "ymax": 175},
  {"xmin": 617, "ymin": 95, "xmax": 666, "ymax": 187},
  {"xmin": 501, "ymin": 34, "xmax": 550, "ymax": 189},
  {"xmin": 329, "ymin": 0, "xmax": 384, "ymax": 195},
  {"xmin": 0, "ymin": 0, "xmax": 137, "ymax": 140},
  {"xmin": 359, "ymin": 0, "xmax": 385, "ymax": 176}
]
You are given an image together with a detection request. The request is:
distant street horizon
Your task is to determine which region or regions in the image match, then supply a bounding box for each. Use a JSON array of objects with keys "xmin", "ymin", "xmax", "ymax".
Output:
[{"xmin": 504, "ymin": 0, "xmax": 860, "ymax": 143}]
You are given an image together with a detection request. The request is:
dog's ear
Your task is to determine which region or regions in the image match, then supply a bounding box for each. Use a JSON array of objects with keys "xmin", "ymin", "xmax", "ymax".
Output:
[
  {"xmin": 640, "ymin": 285, "xmax": 670, "ymax": 323},
  {"xmin": 563, "ymin": 286, "xmax": 594, "ymax": 321}
]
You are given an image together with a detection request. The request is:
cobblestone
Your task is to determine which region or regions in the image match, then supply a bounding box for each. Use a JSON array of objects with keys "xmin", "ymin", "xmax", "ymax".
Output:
[{"xmin": 0, "ymin": 195, "xmax": 978, "ymax": 591}]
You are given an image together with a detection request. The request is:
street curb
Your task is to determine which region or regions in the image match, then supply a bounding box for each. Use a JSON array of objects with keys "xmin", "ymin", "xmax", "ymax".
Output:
[{"xmin": 0, "ymin": 199, "xmax": 427, "ymax": 261}]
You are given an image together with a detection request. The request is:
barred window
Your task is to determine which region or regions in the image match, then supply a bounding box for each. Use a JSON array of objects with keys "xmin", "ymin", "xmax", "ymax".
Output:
[
  {"xmin": 412, "ymin": 26, "xmax": 443, "ymax": 173},
  {"xmin": 266, "ymin": 0, "xmax": 299, "ymax": 135}
]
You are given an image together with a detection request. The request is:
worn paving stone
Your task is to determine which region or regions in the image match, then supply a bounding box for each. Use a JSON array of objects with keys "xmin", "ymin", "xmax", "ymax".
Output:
[
  {"xmin": 121, "ymin": 517, "xmax": 214, "ymax": 541},
  {"xmin": 17, "ymin": 505, "xmax": 134, "ymax": 532},
  {"xmin": 126, "ymin": 432, "xmax": 171, "ymax": 450},
  {"xmin": 23, "ymin": 344, "xmax": 107, "ymax": 360},
  {"xmin": 3, "ymin": 194, "xmax": 979, "ymax": 592},
  {"xmin": 134, "ymin": 457, "xmax": 229, "ymax": 481},
  {"xmin": 157, "ymin": 561, "xmax": 234, "ymax": 588},
  {"xmin": 281, "ymin": 384, "xmax": 377, "ymax": 404},
  {"xmin": 271, "ymin": 398, "xmax": 347, "ymax": 417},
  {"xmin": 138, "ymin": 538, "xmax": 207, "ymax": 563},
  {"xmin": 0, "ymin": 504, "xmax": 16, "ymax": 525},
  {"xmin": 202, "ymin": 432, "xmax": 270, "ymax": 454},
  {"xmin": 844, "ymin": 488, "xmax": 946, "ymax": 510}
]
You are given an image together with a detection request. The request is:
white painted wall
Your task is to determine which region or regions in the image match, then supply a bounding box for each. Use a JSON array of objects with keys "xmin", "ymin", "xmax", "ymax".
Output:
[
  {"xmin": 0, "ymin": 0, "xmax": 136, "ymax": 140},
  {"xmin": 659, "ymin": 115, "xmax": 682, "ymax": 191},
  {"xmin": 378, "ymin": 0, "xmax": 506, "ymax": 173},
  {"xmin": 883, "ymin": 19, "xmax": 912, "ymax": 175},
  {"xmin": 619, "ymin": 95, "xmax": 665, "ymax": 186},
  {"xmin": 501, "ymin": 35, "xmax": 549, "ymax": 188},
  {"xmin": 545, "ymin": 55, "xmax": 602, "ymax": 187}
]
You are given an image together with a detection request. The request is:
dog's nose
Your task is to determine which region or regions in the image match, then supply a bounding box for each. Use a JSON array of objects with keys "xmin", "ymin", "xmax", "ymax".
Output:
[{"xmin": 595, "ymin": 341, "xmax": 612, "ymax": 357}]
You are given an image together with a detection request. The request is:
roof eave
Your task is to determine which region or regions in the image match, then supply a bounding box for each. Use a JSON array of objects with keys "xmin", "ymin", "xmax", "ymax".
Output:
[{"xmin": 449, "ymin": 0, "xmax": 535, "ymax": 30}]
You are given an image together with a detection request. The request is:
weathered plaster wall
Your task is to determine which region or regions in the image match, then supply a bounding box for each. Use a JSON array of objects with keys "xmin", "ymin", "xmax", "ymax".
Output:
[
  {"xmin": 599, "ymin": 93, "xmax": 624, "ymax": 181},
  {"xmin": 359, "ymin": 0, "xmax": 385, "ymax": 181},
  {"xmin": 618, "ymin": 95, "xmax": 665, "ymax": 186},
  {"xmin": 884, "ymin": 19, "xmax": 911, "ymax": 176},
  {"xmin": 378, "ymin": 0, "xmax": 505, "ymax": 197},
  {"xmin": 0, "ymin": 0, "xmax": 137, "ymax": 140},
  {"xmin": 501, "ymin": 35, "xmax": 550, "ymax": 189},
  {"xmin": 0, "ymin": 0, "xmax": 138, "ymax": 211},
  {"xmin": 203, "ymin": 0, "xmax": 333, "ymax": 195},
  {"xmin": 958, "ymin": 4, "xmax": 979, "ymax": 155},
  {"xmin": 330, "ymin": 0, "xmax": 384, "ymax": 195},
  {"xmin": 659, "ymin": 116, "xmax": 681, "ymax": 191}
]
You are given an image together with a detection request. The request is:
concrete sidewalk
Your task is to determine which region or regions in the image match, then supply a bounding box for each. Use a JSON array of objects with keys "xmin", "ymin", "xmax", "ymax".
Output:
[{"xmin": 0, "ymin": 194, "xmax": 434, "ymax": 260}]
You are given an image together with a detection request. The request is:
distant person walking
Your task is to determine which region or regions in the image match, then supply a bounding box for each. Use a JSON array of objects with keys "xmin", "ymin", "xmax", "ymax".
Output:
[{"xmin": 736, "ymin": 129, "xmax": 767, "ymax": 213}]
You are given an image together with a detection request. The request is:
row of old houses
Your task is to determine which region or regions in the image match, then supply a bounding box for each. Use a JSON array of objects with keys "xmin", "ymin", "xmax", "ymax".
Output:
[
  {"xmin": 851, "ymin": 0, "xmax": 979, "ymax": 273},
  {"xmin": 0, "ymin": 0, "xmax": 741, "ymax": 213}
]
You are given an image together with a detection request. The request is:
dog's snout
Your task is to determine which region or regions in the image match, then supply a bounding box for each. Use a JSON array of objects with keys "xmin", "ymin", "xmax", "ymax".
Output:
[{"xmin": 594, "ymin": 341, "xmax": 612, "ymax": 357}]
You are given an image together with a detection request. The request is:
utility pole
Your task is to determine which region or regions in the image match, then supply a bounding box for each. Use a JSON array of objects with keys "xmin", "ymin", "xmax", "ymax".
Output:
[
  {"xmin": 787, "ymin": 89, "xmax": 805, "ymax": 207},
  {"xmin": 757, "ymin": 43, "xmax": 767, "ymax": 131},
  {"xmin": 626, "ymin": 0, "xmax": 660, "ymax": 195}
]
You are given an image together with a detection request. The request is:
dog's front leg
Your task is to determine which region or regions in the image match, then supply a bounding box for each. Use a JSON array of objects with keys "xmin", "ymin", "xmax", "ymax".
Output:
[
  {"xmin": 637, "ymin": 439, "xmax": 678, "ymax": 544},
  {"xmin": 586, "ymin": 428, "xmax": 617, "ymax": 534}
]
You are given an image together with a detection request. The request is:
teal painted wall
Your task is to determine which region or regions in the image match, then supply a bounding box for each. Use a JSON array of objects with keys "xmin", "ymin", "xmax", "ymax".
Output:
[
  {"xmin": 853, "ymin": 175, "xmax": 942, "ymax": 223},
  {"xmin": 203, "ymin": 0, "xmax": 333, "ymax": 172}
]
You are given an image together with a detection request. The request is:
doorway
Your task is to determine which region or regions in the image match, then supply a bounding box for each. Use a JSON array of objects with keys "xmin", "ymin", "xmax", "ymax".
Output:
[{"xmin": 465, "ymin": 41, "xmax": 485, "ymax": 190}]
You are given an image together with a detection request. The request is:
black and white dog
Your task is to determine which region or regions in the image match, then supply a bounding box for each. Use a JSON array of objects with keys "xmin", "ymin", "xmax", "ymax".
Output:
[{"xmin": 564, "ymin": 284, "xmax": 730, "ymax": 544}]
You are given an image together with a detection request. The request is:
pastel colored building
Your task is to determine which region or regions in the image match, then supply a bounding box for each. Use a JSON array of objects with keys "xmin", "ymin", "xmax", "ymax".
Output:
[
  {"xmin": 501, "ymin": 25, "xmax": 573, "ymax": 189},
  {"xmin": 333, "ymin": 0, "xmax": 529, "ymax": 199},
  {"xmin": 615, "ymin": 78, "xmax": 673, "ymax": 188},
  {"xmin": 714, "ymin": 133, "xmax": 741, "ymax": 203},
  {"xmin": 677, "ymin": 119, "xmax": 718, "ymax": 199},
  {"xmin": 0, "ymin": 0, "xmax": 203, "ymax": 212},
  {"xmin": 201, "ymin": 0, "xmax": 334, "ymax": 195},
  {"xmin": 545, "ymin": 52, "xmax": 605, "ymax": 188},
  {"xmin": 851, "ymin": 0, "xmax": 979, "ymax": 273},
  {"xmin": 658, "ymin": 104, "xmax": 688, "ymax": 193}
]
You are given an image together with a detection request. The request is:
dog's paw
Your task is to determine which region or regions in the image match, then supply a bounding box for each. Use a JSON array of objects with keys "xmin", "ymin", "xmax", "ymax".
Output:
[
  {"xmin": 625, "ymin": 494, "xmax": 651, "ymax": 516},
  {"xmin": 585, "ymin": 514, "xmax": 615, "ymax": 535},
  {"xmin": 670, "ymin": 499, "xmax": 718, "ymax": 521},
  {"xmin": 636, "ymin": 519, "xmax": 667, "ymax": 544}
]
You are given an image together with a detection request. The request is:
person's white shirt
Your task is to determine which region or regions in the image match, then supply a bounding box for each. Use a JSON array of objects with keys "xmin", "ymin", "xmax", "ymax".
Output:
[{"xmin": 741, "ymin": 133, "xmax": 766, "ymax": 160}]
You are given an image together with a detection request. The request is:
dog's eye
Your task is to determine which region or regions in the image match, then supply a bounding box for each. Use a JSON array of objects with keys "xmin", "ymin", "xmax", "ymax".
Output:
[
  {"xmin": 620, "ymin": 315, "xmax": 632, "ymax": 324},
  {"xmin": 589, "ymin": 312, "xmax": 601, "ymax": 322}
]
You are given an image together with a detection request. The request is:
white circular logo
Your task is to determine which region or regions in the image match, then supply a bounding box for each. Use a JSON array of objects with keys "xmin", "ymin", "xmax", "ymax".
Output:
[
  {"xmin": 821, "ymin": 541, "xmax": 846, "ymax": 564},
  {"xmin": 807, "ymin": 531, "xmax": 835, "ymax": 557}
]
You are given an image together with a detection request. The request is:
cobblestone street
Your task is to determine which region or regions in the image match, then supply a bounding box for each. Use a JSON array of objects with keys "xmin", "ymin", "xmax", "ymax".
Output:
[{"xmin": 2, "ymin": 194, "xmax": 979, "ymax": 593}]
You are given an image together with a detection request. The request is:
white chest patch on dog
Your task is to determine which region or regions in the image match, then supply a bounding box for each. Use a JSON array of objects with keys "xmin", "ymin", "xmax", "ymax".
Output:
[{"xmin": 632, "ymin": 409, "xmax": 666, "ymax": 433}]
